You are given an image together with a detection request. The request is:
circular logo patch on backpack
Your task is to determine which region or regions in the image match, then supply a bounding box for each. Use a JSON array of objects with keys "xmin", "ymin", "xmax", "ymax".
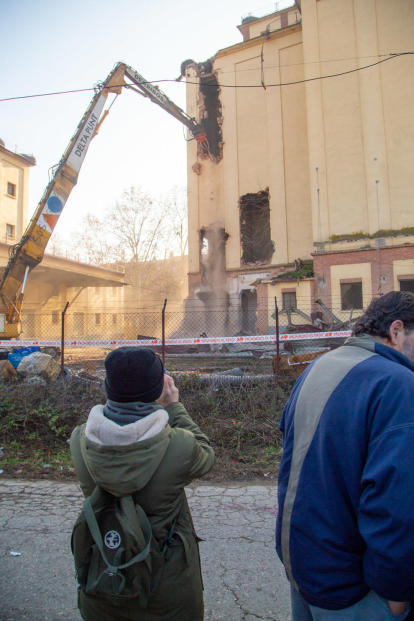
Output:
[{"xmin": 104, "ymin": 530, "xmax": 121, "ymax": 549}]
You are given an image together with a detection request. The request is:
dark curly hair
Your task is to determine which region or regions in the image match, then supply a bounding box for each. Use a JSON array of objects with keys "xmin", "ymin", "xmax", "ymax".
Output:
[{"xmin": 353, "ymin": 291, "xmax": 414, "ymax": 338}]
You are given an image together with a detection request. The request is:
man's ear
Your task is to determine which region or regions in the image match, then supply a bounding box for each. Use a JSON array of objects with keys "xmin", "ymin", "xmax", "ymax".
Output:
[{"xmin": 388, "ymin": 319, "xmax": 405, "ymax": 347}]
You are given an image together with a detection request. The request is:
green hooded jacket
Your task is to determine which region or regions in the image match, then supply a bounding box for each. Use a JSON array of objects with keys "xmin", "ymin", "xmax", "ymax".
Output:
[{"xmin": 70, "ymin": 401, "xmax": 215, "ymax": 621}]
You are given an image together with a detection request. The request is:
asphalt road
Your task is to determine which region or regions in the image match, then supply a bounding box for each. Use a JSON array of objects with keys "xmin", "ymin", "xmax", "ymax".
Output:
[{"xmin": 0, "ymin": 479, "xmax": 290, "ymax": 621}]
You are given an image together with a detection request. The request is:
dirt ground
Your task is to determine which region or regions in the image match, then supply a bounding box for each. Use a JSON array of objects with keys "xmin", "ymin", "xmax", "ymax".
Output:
[{"xmin": 65, "ymin": 348, "xmax": 275, "ymax": 376}]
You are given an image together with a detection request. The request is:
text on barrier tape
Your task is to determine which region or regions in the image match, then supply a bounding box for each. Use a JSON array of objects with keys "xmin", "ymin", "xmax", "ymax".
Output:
[{"xmin": 0, "ymin": 331, "xmax": 352, "ymax": 348}]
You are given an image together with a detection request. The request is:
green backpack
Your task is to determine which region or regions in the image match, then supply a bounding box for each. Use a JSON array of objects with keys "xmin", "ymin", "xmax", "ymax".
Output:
[{"xmin": 71, "ymin": 486, "xmax": 171, "ymax": 608}]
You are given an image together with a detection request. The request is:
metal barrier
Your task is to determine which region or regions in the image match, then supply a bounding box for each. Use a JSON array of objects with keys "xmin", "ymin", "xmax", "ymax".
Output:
[{"xmin": 0, "ymin": 300, "xmax": 362, "ymax": 379}]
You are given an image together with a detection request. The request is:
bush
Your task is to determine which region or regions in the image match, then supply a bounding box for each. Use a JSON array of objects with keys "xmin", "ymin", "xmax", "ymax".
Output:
[{"xmin": 0, "ymin": 374, "xmax": 294, "ymax": 480}]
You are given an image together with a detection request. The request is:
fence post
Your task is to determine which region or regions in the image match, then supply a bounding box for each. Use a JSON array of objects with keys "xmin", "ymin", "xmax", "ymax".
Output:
[
  {"xmin": 60, "ymin": 302, "xmax": 70, "ymax": 378},
  {"xmin": 161, "ymin": 299, "xmax": 167, "ymax": 366},
  {"xmin": 275, "ymin": 297, "xmax": 280, "ymax": 375}
]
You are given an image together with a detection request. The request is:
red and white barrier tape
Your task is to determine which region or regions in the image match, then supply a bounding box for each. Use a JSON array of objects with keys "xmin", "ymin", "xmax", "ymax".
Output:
[{"xmin": 0, "ymin": 331, "xmax": 351, "ymax": 348}]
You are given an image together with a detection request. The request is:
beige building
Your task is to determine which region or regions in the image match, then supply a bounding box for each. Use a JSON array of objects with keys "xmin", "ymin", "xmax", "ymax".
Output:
[
  {"xmin": 0, "ymin": 141, "xmax": 34, "ymax": 244},
  {"xmin": 0, "ymin": 141, "xmax": 126, "ymax": 339},
  {"xmin": 184, "ymin": 0, "xmax": 414, "ymax": 331}
]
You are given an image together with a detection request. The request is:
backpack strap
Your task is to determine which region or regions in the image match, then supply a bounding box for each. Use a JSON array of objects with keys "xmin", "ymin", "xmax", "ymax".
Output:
[
  {"xmin": 83, "ymin": 495, "xmax": 152, "ymax": 573},
  {"xmin": 115, "ymin": 497, "xmax": 152, "ymax": 571}
]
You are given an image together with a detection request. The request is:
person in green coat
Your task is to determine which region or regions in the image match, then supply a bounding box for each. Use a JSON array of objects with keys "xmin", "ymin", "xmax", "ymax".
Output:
[{"xmin": 70, "ymin": 347, "xmax": 215, "ymax": 621}]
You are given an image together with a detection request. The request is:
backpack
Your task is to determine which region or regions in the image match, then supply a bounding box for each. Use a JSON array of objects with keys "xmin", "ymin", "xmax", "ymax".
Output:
[{"xmin": 71, "ymin": 486, "xmax": 174, "ymax": 608}]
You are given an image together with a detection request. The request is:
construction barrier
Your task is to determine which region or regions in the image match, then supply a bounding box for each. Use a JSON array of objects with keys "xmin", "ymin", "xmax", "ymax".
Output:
[{"xmin": 0, "ymin": 331, "xmax": 352, "ymax": 348}]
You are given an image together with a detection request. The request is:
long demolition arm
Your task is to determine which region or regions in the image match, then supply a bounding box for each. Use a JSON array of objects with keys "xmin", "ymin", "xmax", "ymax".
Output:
[{"xmin": 0, "ymin": 63, "xmax": 205, "ymax": 337}]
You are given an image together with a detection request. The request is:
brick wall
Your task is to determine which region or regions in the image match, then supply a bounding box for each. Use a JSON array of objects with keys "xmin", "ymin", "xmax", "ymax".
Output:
[{"xmin": 313, "ymin": 244, "xmax": 414, "ymax": 307}]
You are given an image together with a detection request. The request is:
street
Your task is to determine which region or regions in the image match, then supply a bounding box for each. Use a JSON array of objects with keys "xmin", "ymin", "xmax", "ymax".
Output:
[{"xmin": 0, "ymin": 479, "xmax": 290, "ymax": 621}]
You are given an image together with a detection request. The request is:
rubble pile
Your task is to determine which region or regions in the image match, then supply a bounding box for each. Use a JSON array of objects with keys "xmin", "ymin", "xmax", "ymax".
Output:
[
  {"xmin": 17, "ymin": 352, "xmax": 61, "ymax": 382},
  {"xmin": 0, "ymin": 346, "xmax": 61, "ymax": 383}
]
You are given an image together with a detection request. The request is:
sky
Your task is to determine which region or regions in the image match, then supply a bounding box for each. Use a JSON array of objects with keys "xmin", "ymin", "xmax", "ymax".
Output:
[{"xmin": 1, "ymin": 0, "xmax": 293, "ymax": 245}]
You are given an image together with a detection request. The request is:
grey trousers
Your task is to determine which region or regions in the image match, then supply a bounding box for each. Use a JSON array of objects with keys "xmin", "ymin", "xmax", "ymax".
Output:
[{"xmin": 291, "ymin": 587, "xmax": 410, "ymax": 621}]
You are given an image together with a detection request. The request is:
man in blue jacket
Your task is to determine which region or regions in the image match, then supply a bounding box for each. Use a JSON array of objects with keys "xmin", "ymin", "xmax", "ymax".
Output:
[{"xmin": 276, "ymin": 291, "xmax": 414, "ymax": 620}]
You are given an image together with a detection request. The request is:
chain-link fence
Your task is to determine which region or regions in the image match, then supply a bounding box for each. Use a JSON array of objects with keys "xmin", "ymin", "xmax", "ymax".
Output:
[{"xmin": 0, "ymin": 299, "xmax": 368, "ymax": 381}]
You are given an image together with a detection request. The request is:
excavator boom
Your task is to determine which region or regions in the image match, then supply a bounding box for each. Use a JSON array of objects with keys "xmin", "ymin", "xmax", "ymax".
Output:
[{"xmin": 0, "ymin": 62, "xmax": 206, "ymax": 338}]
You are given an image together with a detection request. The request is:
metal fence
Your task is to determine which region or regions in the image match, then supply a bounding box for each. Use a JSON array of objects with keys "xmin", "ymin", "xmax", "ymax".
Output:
[{"xmin": 0, "ymin": 298, "xmax": 365, "ymax": 380}]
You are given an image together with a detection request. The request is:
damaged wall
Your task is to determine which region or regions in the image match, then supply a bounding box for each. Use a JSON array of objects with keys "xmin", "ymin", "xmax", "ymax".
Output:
[
  {"xmin": 181, "ymin": 58, "xmax": 223, "ymax": 163},
  {"xmin": 198, "ymin": 74, "xmax": 223, "ymax": 162},
  {"xmin": 185, "ymin": 19, "xmax": 314, "ymax": 292}
]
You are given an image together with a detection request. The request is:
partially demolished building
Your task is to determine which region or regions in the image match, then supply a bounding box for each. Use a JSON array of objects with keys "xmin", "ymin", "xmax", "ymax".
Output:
[{"xmin": 183, "ymin": 0, "xmax": 414, "ymax": 333}]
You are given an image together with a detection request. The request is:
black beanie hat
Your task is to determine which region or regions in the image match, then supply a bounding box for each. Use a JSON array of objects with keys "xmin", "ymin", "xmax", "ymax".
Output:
[{"xmin": 104, "ymin": 347, "xmax": 164, "ymax": 403}]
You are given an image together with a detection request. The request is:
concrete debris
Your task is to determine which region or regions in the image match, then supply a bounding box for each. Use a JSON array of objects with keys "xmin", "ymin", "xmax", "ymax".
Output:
[
  {"xmin": 26, "ymin": 376, "xmax": 47, "ymax": 386},
  {"xmin": 17, "ymin": 352, "xmax": 61, "ymax": 381},
  {"xmin": 41, "ymin": 346, "xmax": 61, "ymax": 361},
  {"xmin": 177, "ymin": 57, "xmax": 214, "ymax": 81},
  {"xmin": 0, "ymin": 359, "xmax": 17, "ymax": 378},
  {"xmin": 273, "ymin": 349, "xmax": 330, "ymax": 377},
  {"xmin": 215, "ymin": 368, "xmax": 243, "ymax": 377},
  {"xmin": 199, "ymin": 223, "xmax": 229, "ymax": 290}
]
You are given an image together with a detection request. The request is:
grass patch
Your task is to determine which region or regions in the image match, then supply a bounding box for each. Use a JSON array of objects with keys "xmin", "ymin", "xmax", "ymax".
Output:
[
  {"xmin": 272, "ymin": 260, "xmax": 314, "ymax": 281},
  {"xmin": 330, "ymin": 227, "xmax": 414, "ymax": 243},
  {"xmin": 0, "ymin": 374, "xmax": 294, "ymax": 482}
]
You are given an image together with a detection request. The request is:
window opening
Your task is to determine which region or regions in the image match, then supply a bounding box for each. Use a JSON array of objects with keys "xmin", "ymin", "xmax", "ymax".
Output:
[
  {"xmin": 7, "ymin": 182, "xmax": 16, "ymax": 197},
  {"xmin": 112, "ymin": 314, "xmax": 117, "ymax": 325},
  {"xmin": 400, "ymin": 280, "xmax": 414, "ymax": 294},
  {"xmin": 95, "ymin": 313, "xmax": 101, "ymax": 325},
  {"xmin": 6, "ymin": 224, "xmax": 15, "ymax": 240},
  {"xmin": 341, "ymin": 282, "xmax": 363, "ymax": 310},
  {"xmin": 73, "ymin": 313, "xmax": 84, "ymax": 336},
  {"xmin": 95, "ymin": 287, "xmax": 100, "ymax": 294},
  {"xmin": 52, "ymin": 311, "xmax": 59, "ymax": 325},
  {"xmin": 241, "ymin": 289, "xmax": 258, "ymax": 334},
  {"xmin": 239, "ymin": 190, "xmax": 274, "ymax": 264},
  {"xmin": 282, "ymin": 292, "xmax": 297, "ymax": 310}
]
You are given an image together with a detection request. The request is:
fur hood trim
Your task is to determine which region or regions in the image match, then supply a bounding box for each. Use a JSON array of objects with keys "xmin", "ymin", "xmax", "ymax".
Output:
[{"xmin": 85, "ymin": 405, "xmax": 169, "ymax": 446}]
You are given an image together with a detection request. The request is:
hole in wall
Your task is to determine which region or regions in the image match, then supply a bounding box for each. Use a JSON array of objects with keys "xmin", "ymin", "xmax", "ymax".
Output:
[{"xmin": 239, "ymin": 190, "xmax": 274, "ymax": 265}]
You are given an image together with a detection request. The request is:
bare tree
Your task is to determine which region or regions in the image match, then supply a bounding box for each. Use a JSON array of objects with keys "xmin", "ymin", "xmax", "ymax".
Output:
[
  {"xmin": 163, "ymin": 186, "xmax": 188, "ymax": 256},
  {"xmin": 69, "ymin": 185, "xmax": 188, "ymax": 306},
  {"xmin": 108, "ymin": 186, "xmax": 167, "ymax": 264},
  {"xmin": 47, "ymin": 232, "xmax": 65, "ymax": 257},
  {"xmin": 69, "ymin": 213, "xmax": 119, "ymax": 266}
]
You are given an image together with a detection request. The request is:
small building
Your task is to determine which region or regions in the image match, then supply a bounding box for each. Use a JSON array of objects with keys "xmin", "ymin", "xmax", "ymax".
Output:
[{"xmin": 183, "ymin": 0, "xmax": 414, "ymax": 333}]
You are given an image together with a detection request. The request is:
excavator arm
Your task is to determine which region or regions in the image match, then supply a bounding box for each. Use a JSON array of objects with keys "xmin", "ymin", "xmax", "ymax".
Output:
[{"xmin": 0, "ymin": 62, "xmax": 207, "ymax": 338}]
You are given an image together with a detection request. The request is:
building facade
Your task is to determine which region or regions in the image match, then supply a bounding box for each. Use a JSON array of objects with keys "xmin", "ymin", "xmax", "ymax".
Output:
[
  {"xmin": 0, "ymin": 141, "xmax": 35, "ymax": 244},
  {"xmin": 184, "ymin": 0, "xmax": 414, "ymax": 332}
]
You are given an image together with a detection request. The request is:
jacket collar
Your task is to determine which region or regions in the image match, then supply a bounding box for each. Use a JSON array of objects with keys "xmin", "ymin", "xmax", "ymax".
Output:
[{"xmin": 344, "ymin": 334, "xmax": 414, "ymax": 372}]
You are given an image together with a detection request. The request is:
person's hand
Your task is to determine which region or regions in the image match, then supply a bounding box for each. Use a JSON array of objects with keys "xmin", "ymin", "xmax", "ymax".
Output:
[
  {"xmin": 387, "ymin": 601, "xmax": 408, "ymax": 615},
  {"xmin": 156, "ymin": 374, "xmax": 179, "ymax": 407}
]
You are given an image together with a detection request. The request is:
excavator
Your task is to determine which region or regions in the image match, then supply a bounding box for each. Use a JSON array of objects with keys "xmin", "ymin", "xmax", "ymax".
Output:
[{"xmin": 0, "ymin": 62, "xmax": 208, "ymax": 338}]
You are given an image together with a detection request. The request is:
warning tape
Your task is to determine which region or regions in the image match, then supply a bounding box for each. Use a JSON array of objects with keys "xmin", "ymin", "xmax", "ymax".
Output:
[{"xmin": 0, "ymin": 331, "xmax": 351, "ymax": 348}]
